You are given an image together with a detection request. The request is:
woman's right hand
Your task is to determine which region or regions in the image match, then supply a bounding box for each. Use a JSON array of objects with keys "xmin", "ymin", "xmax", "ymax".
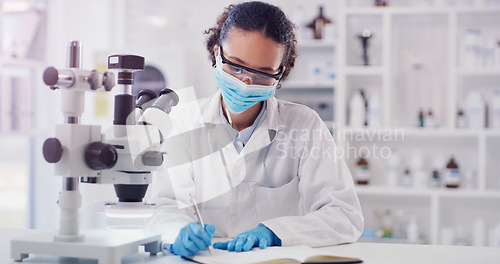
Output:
[{"xmin": 170, "ymin": 222, "xmax": 215, "ymax": 257}]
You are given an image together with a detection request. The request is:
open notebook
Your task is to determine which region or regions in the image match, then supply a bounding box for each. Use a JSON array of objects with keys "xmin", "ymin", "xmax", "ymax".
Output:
[{"xmin": 188, "ymin": 245, "xmax": 363, "ymax": 264}]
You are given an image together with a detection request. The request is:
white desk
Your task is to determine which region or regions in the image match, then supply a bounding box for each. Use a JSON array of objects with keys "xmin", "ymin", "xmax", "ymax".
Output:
[{"xmin": 2, "ymin": 228, "xmax": 500, "ymax": 264}]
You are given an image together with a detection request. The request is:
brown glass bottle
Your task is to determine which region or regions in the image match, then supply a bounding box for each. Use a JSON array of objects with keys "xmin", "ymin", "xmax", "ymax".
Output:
[
  {"xmin": 418, "ymin": 109, "xmax": 424, "ymax": 127},
  {"xmin": 356, "ymin": 156, "xmax": 370, "ymax": 185},
  {"xmin": 306, "ymin": 6, "xmax": 332, "ymax": 40},
  {"xmin": 445, "ymin": 157, "xmax": 460, "ymax": 188}
]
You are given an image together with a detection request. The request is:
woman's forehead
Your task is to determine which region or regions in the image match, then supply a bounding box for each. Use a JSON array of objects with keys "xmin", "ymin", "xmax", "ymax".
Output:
[{"xmin": 222, "ymin": 28, "xmax": 285, "ymax": 71}]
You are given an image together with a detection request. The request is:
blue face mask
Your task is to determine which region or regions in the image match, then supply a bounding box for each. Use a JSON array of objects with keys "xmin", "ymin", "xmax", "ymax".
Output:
[{"xmin": 213, "ymin": 51, "xmax": 277, "ymax": 114}]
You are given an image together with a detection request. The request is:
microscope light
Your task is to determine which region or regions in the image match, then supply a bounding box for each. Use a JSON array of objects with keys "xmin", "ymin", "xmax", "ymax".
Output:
[{"xmin": 104, "ymin": 202, "xmax": 157, "ymax": 219}]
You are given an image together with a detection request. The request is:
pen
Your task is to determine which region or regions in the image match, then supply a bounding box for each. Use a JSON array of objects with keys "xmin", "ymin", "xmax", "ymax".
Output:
[{"xmin": 189, "ymin": 194, "xmax": 213, "ymax": 255}]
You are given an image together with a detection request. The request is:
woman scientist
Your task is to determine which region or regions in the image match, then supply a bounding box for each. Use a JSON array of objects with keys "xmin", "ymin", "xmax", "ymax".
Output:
[{"xmin": 148, "ymin": 1, "xmax": 363, "ymax": 257}]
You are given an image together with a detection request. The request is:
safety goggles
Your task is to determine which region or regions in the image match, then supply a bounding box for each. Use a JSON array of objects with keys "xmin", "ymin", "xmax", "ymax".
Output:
[{"xmin": 219, "ymin": 46, "xmax": 284, "ymax": 86}]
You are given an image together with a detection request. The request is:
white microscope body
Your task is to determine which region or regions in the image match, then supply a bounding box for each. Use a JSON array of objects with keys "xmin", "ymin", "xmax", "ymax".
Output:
[{"xmin": 10, "ymin": 41, "xmax": 179, "ymax": 264}]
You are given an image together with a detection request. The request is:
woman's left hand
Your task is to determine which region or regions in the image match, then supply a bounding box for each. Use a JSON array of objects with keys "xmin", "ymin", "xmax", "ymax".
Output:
[{"xmin": 213, "ymin": 224, "xmax": 281, "ymax": 252}]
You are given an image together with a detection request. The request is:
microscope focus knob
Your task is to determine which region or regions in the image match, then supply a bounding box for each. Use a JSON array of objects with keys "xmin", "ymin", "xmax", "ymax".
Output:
[
  {"xmin": 87, "ymin": 70, "xmax": 100, "ymax": 90},
  {"xmin": 43, "ymin": 67, "xmax": 59, "ymax": 86},
  {"xmin": 43, "ymin": 138, "xmax": 63, "ymax": 163},
  {"xmin": 103, "ymin": 72, "xmax": 115, "ymax": 91},
  {"xmin": 85, "ymin": 142, "xmax": 118, "ymax": 170}
]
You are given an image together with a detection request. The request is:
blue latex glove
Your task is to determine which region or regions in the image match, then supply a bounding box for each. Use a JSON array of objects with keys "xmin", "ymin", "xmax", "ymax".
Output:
[
  {"xmin": 170, "ymin": 222, "xmax": 215, "ymax": 257},
  {"xmin": 213, "ymin": 224, "xmax": 281, "ymax": 252}
]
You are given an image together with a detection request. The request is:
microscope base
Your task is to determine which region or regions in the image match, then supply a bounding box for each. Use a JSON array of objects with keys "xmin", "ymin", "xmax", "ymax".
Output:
[{"xmin": 11, "ymin": 229, "xmax": 161, "ymax": 264}]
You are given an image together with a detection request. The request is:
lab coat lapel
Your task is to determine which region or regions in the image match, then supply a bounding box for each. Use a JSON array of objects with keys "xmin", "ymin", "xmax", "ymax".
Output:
[
  {"xmin": 200, "ymin": 90, "xmax": 226, "ymax": 125},
  {"xmin": 241, "ymin": 96, "xmax": 284, "ymax": 156},
  {"xmin": 198, "ymin": 90, "xmax": 239, "ymax": 174},
  {"xmin": 197, "ymin": 92, "xmax": 285, "ymax": 161},
  {"xmin": 198, "ymin": 90, "xmax": 236, "ymax": 145}
]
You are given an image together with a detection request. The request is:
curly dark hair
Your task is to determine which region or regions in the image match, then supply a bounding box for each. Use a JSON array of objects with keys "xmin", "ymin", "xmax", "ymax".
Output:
[{"xmin": 204, "ymin": 1, "xmax": 297, "ymax": 83}]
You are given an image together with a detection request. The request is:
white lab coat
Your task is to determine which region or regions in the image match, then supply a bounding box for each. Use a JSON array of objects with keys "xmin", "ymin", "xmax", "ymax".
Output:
[{"xmin": 148, "ymin": 90, "xmax": 363, "ymax": 247}]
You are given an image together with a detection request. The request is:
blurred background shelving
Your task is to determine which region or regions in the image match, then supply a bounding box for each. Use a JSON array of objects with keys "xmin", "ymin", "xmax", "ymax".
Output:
[
  {"xmin": 0, "ymin": 0, "xmax": 49, "ymax": 229},
  {"xmin": 335, "ymin": 0, "xmax": 500, "ymax": 247}
]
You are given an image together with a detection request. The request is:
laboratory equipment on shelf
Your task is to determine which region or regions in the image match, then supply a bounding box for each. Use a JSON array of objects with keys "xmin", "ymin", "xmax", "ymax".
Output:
[
  {"xmin": 306, "ymin": 6, "xmax": 332, "ymax": 40},
  {"xmin": 444, "ymin": 157, "xmax": 460, "ymax": 188},
  {"xmin": 10, "ymin": 41, "xmax": 179, "ymax": 264},
  {"xmin": 358, "ymin": 29, "xmax": 373, "ymax": 66},
  {"xmin": 355, "ymin": 154, "xmax": 370, "ymax": 185}
]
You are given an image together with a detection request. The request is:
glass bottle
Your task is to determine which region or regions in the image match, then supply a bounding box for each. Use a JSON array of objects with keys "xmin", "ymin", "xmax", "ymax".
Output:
[
  {"xmin": 306, "ymin": 6, "xmax": 332, "ymax": 40},
  {"xmin": 418, "ymin": 109, "xmax": 424, "ymax": 127},
  {"xmin": 430, "ymin": 169, "xmax": 440, "ymax": 188},
  {"xmin": 356, "ymin": 155, "xmax": 370, "ymax": 185},
  {"xmin": 375, "ymin": 0, "xmax": 388, "ymax": 6},
  {"xmin": 402, "ymin": 167, "xmax": 413, "ymax": 187},
  {"xmin": 444, "ymin": 157, "xmax": 460, "ymax": 188},
  {"xmin": 381, "ymin": 209, "xmax": 393, "ymax": 238},
  {"xmin": 456, "ymin": 108, "xmax": 467, "ymax": 128},
  {"xmin": 425, "ymin": 109, "xmax": 436, "ymax": 128}
]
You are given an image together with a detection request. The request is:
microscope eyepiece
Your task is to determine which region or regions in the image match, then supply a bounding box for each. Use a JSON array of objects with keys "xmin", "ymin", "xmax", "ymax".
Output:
[
  {"xmin": 136, "ymin": 89, "xmax": 158, "ymax": 110},
  {"xmin": 151, "ymin": 89, "xmax": 179, "ymax": 114}
]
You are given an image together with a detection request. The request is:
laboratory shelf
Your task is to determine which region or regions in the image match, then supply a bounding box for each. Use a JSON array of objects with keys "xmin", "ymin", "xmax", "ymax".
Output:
[
  {"xmin": 344, "ymin": 7, "xmax": 449, "ymax": 16},
  {"xmin": 344, "ymin": 7, "xmax": 385, "ymax": 15},
  {"xmin": 456, "ymin": 68, "xmax": 500, "ymax": 76},
  {"xmin": 338, "ymin": 127, "xmax": 481, "ymax": 139},
  {"xmin": 355, "ymin": 186, "xmax": 434, "ymax": 197},
  {"xmin": 454, "ymin": 6, "xmax": 500, "ymax": 14},
  {"xmin": 296, "ymin": 40, "xmax": 335, "ymax": 49},
  {"xmin": 358, "ymin": 237, "xmax": 425, "ymax": 244},
  {"xmin": 399, "ymin": 128, "xmax": 500, "ymax": 139},
  {"xmin": 344, "ymin": 6, "xmax": 500, "ymax": 16},
  {"xmin": 483, "ymin": 130, "xmax": 500, "ymax": 137},
  {"xmin": 437, "ymin": 189, "xmax": 500, "ymax": 199},
  {"xmin": 356, "ymin": 186, "xmax": 500, "ymax": 199},
  {"xmin": 345, "ymin": 66, "xmax": 383, "ymax": 76},
  {"xmin": 281, "ymin": 80, "xmax": 336, "ymax": 89},
  {"xmin": 396, "ymin": 127, "xmax": 481, "ymax": 138},
  {"xmin": 386, "ymin": 7, "xmax": 450, "ymax": 15}
]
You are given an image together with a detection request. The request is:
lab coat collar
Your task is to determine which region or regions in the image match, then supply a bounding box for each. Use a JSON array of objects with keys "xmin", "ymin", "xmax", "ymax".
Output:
[
  {"xmin": 200, "ymin": 90, "xmax": 227, "ymax": 125},
  {"xmin": 200, "ymin": 90, "xmax": 285, "ymax": 133},
  {"xmin": 199, "ymin": 90, "xmax": 285, "ymax": 156},
  {"xmin": 265, "ymin": 94, "xmax": 285, "ymax": 132}
]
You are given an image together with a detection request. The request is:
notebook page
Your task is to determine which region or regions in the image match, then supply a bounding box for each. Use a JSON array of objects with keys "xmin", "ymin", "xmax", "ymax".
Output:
[
  {"xmin": 190, "ymin": 246, "xmax": 354, "ymax": 264},
  {"xmin": 191, "ymin": 247, "xmax": 300, "ymax": 264},
  {"xmin": 263, "ymin": 246, "xmax": 340, "ymax": 262}
]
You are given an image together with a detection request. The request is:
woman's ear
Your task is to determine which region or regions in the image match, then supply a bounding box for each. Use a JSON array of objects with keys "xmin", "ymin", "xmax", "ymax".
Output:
[{"xmin": 213, "ymin": 45, "xmax": 220, "ymax": 58}]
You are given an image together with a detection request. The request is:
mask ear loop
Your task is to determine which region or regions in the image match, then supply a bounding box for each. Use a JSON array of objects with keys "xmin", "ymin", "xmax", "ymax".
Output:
[
  {"xmin": 225, "ymin": 106, "xmax": 233, "ymax": 125},
  {"xmin": 217, "ymin": 47, "xmax": 234, "ymax": 125}
]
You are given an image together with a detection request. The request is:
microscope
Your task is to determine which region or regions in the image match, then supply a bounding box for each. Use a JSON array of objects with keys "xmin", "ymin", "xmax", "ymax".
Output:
[{"xmin": 11, "ymin": 41, "xmax": 179, "ymax": 264}]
